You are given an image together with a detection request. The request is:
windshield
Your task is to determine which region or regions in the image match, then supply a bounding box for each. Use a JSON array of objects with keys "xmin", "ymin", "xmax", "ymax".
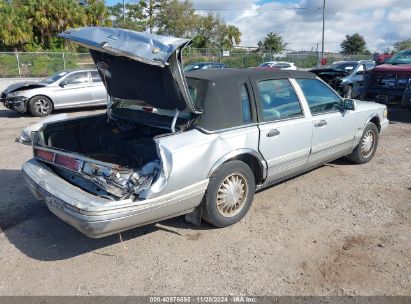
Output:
[
  {"xmin": 40, "ymin": 71, "xmax": 69, "ymax": 84},
  {"xmin": 386, "ymin": 50, "xmax": 411, "ymax": 65},
  {"xmin": 328, "ymin": 62, "xmax": 357, "ymax": 73}
]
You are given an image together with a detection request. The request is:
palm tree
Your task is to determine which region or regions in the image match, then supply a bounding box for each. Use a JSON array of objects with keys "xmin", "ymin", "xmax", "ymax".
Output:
[{"xmin": 226, "ymin": 25, "xmax": 241, "ymax": 50}]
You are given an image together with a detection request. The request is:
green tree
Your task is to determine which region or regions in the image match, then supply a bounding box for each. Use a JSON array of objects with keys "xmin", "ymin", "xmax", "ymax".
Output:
[
  {"xmin": 0, "ymin": 0, "xmax": 111, "ymax": 50},
  {"xmin": 0, "ymin": 1, "xmax": 32, "ymax": 50},
  {"xmin": 145, "ymin": 0, "xmax": 163, "ymax": 34},
  {"xmin": 393, "ymin": 39, "xmax": 411, "ymax": 52},
  {"xmin": 225, "ymin": 25, "xmax": 241, "ymax": 49},
  {"xmin": 156, "ymin": 0, "xmax": 196, "ymax": 38},
  {"xmin": 340, "ymin": 33, "xmax": 367, "ymax": 55},
  {"xmin": 109, "ymin": 1, "xmax": 146, "ymax": 31},
  {"xmin": 261, "ymin": 32, "xmax": 286, "ymax": 53},
  {"xmin": 84, "ymin": 0, "xmax": 111, "ymax": 27}
]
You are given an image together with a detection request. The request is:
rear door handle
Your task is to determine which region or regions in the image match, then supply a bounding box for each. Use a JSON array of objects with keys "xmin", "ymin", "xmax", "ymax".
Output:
[
  {"xmin": 314, "ymin": 120, "xmax": 327, "ymax": 127},
  {"xmin": 267, "ymin": 129, "xmax": 280, "ymax": 137}
]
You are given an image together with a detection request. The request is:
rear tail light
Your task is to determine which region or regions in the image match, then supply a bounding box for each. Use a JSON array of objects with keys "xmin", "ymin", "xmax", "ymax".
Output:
[
  {"xmin": 34, "ymin": 148, "xmax": 81, "ymax": 172},
  {"xmin": 34, "ymin": 148, "xmax": 55, "ymax": 162},
  {"xmin": 54, "ymin": 154, "xmax": 81, "ymax": 171}
]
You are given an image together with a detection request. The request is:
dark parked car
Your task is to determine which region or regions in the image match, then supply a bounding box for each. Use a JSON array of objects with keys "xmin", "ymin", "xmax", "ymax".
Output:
[
  {"xmin": 310, "ymin": 60, "xmax": 375, "ymax": 98},
  {"xmin": 183, "ymin": 62, "xmax": 227, "ymax": 72}
]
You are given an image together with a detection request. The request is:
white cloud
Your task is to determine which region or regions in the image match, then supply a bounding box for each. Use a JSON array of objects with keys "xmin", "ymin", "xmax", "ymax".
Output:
[{"xmin": 190, "ymin": 0, "xmax": 411, "ymax": 52}]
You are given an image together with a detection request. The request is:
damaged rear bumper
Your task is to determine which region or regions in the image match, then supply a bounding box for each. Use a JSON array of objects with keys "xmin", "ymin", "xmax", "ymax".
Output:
[{"xmin": 23, "ymin": 159, "xmax": 208, "ymax": 238}]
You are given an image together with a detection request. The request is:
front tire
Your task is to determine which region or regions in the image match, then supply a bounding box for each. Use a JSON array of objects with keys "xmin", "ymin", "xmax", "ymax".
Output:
[
  {"xmin": 347, "ymin": 122, "xmax": 379, "ymax": 164},
  {"xmin": 202, "ymin": 160, "xmax": 255, "ymax": 227},
  {"xmin": 28, "ymin": 96, "xmax": 53, "ymax": 117}
]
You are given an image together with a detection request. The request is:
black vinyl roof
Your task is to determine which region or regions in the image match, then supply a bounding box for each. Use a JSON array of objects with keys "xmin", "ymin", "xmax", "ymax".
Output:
[
  {"xmin": 185, "ymin": 68, "xmax": 317, "ymax": 131},
  {"xmin": 186, "ymin": 68, "xmax": 316, "ymax": 82}
]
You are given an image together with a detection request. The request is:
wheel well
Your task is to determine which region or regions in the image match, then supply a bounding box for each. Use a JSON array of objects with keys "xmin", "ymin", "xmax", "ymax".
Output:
[
  {"xmin": 224, "ymin": 153, "xmax": 264, "ymax": 185},
  {"xmin": 369, "ymin": 116, "xmax": 381, "ymax": 132}
]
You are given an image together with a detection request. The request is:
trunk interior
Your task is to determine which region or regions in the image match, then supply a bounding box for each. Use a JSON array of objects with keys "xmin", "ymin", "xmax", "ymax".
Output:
[{"xmin": 38, "ymin": 114, "xmax": 167, "ymax": 169}]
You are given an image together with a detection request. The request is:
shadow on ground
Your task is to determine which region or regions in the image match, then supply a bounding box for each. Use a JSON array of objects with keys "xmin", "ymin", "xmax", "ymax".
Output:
[
  {"xmin": 388, "ymin": 107, "xmax": 411, "ymax": 124},
  {"xmin": 0, "ymin": 169, "xmax": 208, "ymax": 262},
  {"xmin": 0, "ymin": 106, "xmax": 104, "ymax": 118}
]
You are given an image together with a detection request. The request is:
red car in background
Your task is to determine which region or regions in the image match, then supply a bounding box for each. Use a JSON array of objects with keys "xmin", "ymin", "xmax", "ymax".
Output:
[
  {"xmin": 364, "ymin": 49, "xmax": 411, "ymax": 108},
  {"xmin": 373, "ymin": 53, "xmax": 393, "ymax": 65}
]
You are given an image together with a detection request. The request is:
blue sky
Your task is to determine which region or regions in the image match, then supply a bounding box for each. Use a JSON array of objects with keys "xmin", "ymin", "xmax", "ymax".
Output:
[{"xmin": 104, "ymin": 0, "xmax": 411, "ymax": 52}]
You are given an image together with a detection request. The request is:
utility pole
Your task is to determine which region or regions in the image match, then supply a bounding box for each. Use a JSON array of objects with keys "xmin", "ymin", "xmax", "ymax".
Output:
[
  {"xmin": 123, "ymin": 0, "xmax": 126, "ymax": 27},
  {"xmin": 321, "ymin": 0, "xmax": 326, "ymax": 63}
]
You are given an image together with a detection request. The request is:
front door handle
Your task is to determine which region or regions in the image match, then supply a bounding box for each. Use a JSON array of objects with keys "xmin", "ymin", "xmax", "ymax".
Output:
[
  {"xmin": 314, "ymin": 120, "xmax": 327, "ymax": 127},
  {"xmin": 267, "ymin": 129, "xmax": 280, "ymax": 137}
]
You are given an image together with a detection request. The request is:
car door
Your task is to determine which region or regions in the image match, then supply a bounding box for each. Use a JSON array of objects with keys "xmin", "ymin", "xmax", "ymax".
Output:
[
  {"xmin": 90, "ymin": 71, "xmax": 107, "ymax": 105},
  {"xmin": 252, "ymin": 77, "xmax": 313, "ymax": 184},
  {"xmin": 53, "ymin": 71, "xmax": 92, "ymax": 108},
  {"xmin": 296, "ymin": 78, "xmax": 358, "ymax": 167}
]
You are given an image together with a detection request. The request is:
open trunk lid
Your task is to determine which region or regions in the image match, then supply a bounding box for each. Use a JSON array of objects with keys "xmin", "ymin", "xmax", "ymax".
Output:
[{"xmin": 59, "ymin": 27, "xmax": 199, "ymax": 114}]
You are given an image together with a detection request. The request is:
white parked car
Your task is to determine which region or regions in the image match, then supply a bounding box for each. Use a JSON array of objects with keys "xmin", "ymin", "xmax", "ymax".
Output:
[
  {"xmin": 258, "ymin": 61, "xmax": 278, "ymax": 68},
  {"xmin": 258, "ymin": 61, "xmax": 297, "ymax": 70},
  {"xmin": 272, "ymin": 62, "xmax": 297, "ymax": 70}
]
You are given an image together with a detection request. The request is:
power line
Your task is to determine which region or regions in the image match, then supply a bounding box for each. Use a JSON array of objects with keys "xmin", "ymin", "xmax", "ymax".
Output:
[{"xmin": 190, "ymin": 7, "xmax": 322, "ymax": 11}]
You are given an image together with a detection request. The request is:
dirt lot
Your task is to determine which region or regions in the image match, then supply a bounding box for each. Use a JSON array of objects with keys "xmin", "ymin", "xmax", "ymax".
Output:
[{"xmin": 0, "ymin": 105, "xmax": 410, "ymax": 296}]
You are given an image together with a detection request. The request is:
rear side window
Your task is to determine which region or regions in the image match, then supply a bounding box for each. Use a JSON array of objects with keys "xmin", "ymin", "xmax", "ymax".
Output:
[
  {"xmin": 296, "ymin": 79, "xmax": 342, "ymax": 115},
  {"xmin": 91, "ymin": 71, "xmax": 102, "ymax": 82},
  {"xmin": 257, "ymin": 79, "xmax": 303, "ymax": 122},
  {"xmin": 240, "ymin": 84, "xmax": 252, "ymax": 123}
]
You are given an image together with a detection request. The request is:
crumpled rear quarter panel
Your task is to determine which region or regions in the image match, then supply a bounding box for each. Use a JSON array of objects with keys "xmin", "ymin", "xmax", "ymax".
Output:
[{"xmin": 140, "ymin": 126, "xmax": 261, "ymax": 199}]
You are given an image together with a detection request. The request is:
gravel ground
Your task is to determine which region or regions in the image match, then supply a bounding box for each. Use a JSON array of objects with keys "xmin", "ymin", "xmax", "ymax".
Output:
[{"xmin": 0, "ymin": 104, "xmax": 410, "ymax": 296}]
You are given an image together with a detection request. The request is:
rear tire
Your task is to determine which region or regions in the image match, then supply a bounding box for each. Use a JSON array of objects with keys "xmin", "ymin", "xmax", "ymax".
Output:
[
  {"xmin": 28, "ymin": 96, "xmax": 53, "ymax": 117},
  {"xmin": 202, "ymin": 160, "xmax": 255, "ymax": 227},
  {"xmin": 347, "ymin": 122, "xmax": 379, "ymax": 164}
]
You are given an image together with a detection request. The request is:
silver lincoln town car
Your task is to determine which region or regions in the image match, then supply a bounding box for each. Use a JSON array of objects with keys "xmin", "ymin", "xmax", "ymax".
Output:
[{"xmin": 22, "ymin": 27, "xmax": 389, "ymax": 238}]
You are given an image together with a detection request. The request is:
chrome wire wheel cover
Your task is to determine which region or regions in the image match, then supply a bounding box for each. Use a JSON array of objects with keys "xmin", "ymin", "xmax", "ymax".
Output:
[
  {"xmin": 361, "ymin": 130, "xmax": 375, "ymax": 158},
  {"xmin": 216, "ymin": 173, "xmax": 248, "ymax": 217},
  {"xmin": 34, "ymin": 98, "xmax": 50, "ymax": 115}
]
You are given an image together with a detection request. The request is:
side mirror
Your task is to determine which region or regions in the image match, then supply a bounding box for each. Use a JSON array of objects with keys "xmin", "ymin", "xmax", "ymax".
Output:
[
  {"xmin": 59, "ymin": 80, "xmax": 68, "ymax": 87},
  {"xmin": 356, "ymin": 70, "xmax": 365, "ymax": 76},
  {"xmin": 343, "ymin": 99, "xmax": 356, "ymax": 111}
]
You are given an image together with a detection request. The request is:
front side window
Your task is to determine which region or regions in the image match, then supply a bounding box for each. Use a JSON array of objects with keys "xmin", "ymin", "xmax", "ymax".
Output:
[
  {"xmin": 257, "ymin": 79, "xmax": 304, "ymax": 122},
  {"xmin": 64, "ymin": 72, "xmax": 89, "ymax": 85},
  {"xmin": 296, "ymin": 79, "xmax": 342, "ymax": 115},
  {"xmin": 240, "ymin": 84, "xmax": 252, "ymax": 123}
]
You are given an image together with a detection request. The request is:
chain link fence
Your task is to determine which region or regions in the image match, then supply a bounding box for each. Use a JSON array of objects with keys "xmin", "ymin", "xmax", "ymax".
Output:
[{"xmin": 0, "ymin": 50, "xmax": 373, "ymax": 78}]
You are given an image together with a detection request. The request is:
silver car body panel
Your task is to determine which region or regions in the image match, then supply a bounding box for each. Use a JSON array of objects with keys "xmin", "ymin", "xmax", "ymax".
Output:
[{"xmin": 23, "ymin": 159, "xmax": 208, "ymax": 238}]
